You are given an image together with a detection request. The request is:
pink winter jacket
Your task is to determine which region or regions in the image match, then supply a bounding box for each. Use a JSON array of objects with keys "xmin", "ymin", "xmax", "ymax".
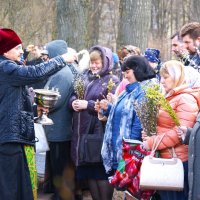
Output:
[{"xmin": 146, "ymin": 85, "xmax": 200, "ymax": 162}]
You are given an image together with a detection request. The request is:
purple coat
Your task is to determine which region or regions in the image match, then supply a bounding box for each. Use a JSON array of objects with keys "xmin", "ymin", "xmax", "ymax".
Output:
[{"xmin": 69, "ymin": 46, "xmax": 119, "ymax": 166}]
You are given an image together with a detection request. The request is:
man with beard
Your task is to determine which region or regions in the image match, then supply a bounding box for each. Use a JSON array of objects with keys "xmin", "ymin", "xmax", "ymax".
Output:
[
  {"xmin": 171, "ymin": 31, "xmax": 190, "ymax": 66},
  {"xmin": 180, "ymin": 22, "xmax": 200, "ymax": 72}
]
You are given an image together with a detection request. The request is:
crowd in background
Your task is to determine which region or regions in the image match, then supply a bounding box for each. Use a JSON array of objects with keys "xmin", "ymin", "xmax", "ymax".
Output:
[{"xmin": 1, "ymin": 21, "xmax": 200, "ymax": 200}]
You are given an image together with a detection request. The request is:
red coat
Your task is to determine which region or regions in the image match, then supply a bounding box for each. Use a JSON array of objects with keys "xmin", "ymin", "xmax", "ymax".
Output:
[{"xmin": 147, "ymin": 85, "xmax": 200, "ymax": 162}]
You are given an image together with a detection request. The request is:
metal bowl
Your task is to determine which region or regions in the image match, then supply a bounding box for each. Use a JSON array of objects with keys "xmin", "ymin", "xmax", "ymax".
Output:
[
  {"xmin": 34, "ymin": 89, "xmax": 60, "ymax": 97},
  {"xmin": 34, "ymin": 89, "xmax": 60, "ymax": 108}
]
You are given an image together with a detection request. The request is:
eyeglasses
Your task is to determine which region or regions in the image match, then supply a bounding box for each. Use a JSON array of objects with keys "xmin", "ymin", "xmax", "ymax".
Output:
[{"xmin": 15, "ymin": 44, "xmax": 23, "ymax": 50}]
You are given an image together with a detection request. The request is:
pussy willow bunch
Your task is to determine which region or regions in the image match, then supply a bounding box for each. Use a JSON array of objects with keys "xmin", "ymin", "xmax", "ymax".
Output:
[
  {"xmin": 145, "ymin": 85, "xmax": 180, "ymax": 126},
  {"xmin": 107, "ymin": 77, "xmax": 116, "ymax": 93},
  {"xmin": 134, "ymin": 84, "xmax": 180, "ymax": 136},
  {"xmin": 179, "ymin": 52, "xmax": 190, "ymax": 65},
  {"xmin": 134, "ymin": 86, "xmax": 159, "ymax": 136},
  {"xmin": 101, "ymin": 72, "xmax": 116, "ymax": 97},
  {"xmin": 74, "ymin": 75, "xmax": 84, "ymax": 100}
]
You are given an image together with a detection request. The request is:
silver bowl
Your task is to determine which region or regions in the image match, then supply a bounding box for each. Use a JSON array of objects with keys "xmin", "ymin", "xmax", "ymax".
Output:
[{"xmin": 34, "ymin": 89, "xmax": 61, "ymax": 125}]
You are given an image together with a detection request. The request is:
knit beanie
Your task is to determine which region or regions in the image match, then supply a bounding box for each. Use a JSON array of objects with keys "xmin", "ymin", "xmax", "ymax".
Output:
[
  {"xmin": 45, "ymin": 40, "xmax": 68, "ymax": 59},
  {"xmin": 0, "ymin": 28, "xmax": 22, "ymax": 55}
]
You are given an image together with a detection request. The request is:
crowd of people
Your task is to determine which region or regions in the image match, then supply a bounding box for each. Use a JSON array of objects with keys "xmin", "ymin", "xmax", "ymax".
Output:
[{"xmin": 0, "ymin": 21, "xmax": 200, "ymax": 200}]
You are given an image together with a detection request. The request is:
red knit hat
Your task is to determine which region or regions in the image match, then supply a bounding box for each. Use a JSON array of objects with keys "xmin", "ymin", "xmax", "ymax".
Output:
[{"xmin": 0, "ymin": 28, "xmax": 22, "ymax": 55}]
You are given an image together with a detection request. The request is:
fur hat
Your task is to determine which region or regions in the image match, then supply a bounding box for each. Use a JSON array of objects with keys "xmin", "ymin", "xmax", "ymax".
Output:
[{"xmin": 0, "ymin": 28, "xmax": 22, "ymax": 55}]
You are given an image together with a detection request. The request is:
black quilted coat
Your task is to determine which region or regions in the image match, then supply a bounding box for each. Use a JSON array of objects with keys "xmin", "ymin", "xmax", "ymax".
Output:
[{"xmin": 0, "ymin": 55, "xmax": 66, "ymax": 145}]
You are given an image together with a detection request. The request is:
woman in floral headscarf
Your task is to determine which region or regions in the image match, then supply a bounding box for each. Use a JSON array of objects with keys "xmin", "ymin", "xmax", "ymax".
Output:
[{"xmin": 144, "ymin": 48, "xmax": 162, "ymax": 80}]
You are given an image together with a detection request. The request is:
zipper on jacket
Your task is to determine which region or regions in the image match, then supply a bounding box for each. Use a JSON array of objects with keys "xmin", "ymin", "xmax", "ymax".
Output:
[
  {"xmin": 76, "ymin": 112, "xmax": 81, "ymax": 166},
  {"xmin": 84, "ymin": 80, "xmax": 94, "ymax": 99},
  {"xmin": 75, "ymin": 79, "xmax": 94, "ymax": 166}
]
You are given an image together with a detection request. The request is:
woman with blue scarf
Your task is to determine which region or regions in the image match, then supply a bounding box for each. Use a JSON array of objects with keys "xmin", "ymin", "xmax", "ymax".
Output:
[{"xmin": 99, "ymin": 55, "xmax": 156, "ymax": 173}]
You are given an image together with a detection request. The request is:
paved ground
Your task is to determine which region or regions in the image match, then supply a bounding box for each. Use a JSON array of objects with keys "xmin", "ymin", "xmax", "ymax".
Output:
[
  {"xmin": 37, "ymin": 189, "xmax": 124, "ymax": 200},
  {"xmin": 36, "ymin": 174, "xmax": 125, "ymax": 200},
  {"xmin": 35, "ymin": 153, "xmax": 125, "ymax": 200},
  {"xmin": 38, "ymin": 191, "xmax": 53, "ymax": 200},
  {"xmin": 37, "ymin": 190, "xmax": 92, "ymax": 200}
]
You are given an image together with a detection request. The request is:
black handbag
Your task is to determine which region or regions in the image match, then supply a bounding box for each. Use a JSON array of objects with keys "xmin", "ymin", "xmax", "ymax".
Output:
[{"xmin": 78, "ymin": 117, "xmax": 105, "ymax": 166}]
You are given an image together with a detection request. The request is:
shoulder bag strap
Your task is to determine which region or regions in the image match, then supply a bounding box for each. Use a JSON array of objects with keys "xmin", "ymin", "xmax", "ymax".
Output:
[
  {"xmin": 168, "ymin": 147, "xmax": 178, "ymax": 158},
  {"xmin": 151, "ymin": 133, "xmax": 178, "ymax": 158}
]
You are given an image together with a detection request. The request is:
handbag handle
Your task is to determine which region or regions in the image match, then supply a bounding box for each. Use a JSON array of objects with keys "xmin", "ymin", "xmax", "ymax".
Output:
[
  {"xmin": 150, "ymin": 133, "xmax": 178, "ymax": 159},
  {"xmin": 168, "ymin": 147, "xmax": 178, "ymax": 158},
  {"xmin": 150, "ymin": 133, "xmax": 165, "ymax": 156}
]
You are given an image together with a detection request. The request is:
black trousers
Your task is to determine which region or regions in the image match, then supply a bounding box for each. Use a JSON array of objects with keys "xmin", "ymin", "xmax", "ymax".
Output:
[
  {"xmin": 44, "ymin": 141, "xmax": 74, "ymax": 200},
  {"xmin": 0, "ymin": 143, "xmax": 33, "ymax": 200}
]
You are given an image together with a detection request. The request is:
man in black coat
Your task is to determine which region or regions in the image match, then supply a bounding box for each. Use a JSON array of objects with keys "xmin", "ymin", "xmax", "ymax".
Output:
[{"xmin": 0, "ymin": 28, "xmax": 76, "ymax": 200}]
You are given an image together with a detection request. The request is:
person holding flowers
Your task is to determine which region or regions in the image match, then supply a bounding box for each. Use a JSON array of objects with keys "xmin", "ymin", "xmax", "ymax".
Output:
[
  {"xmin": 98, "ymin": 55, "xmax": 156, "ymax": 174},
  {"xmin": 69, "ymin": 45, "xmax": 119, "ymax": 200},
  {"xmin": 142, "ymin": 60, "xmax": 200, "ymax": 200}
]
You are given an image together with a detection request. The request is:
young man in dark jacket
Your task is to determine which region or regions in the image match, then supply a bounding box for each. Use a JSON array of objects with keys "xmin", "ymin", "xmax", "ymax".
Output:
[
  {"xmin": 43, "ymin": 40, "xmax": 77, "ymax": 200},
  {"xmin": 180, "ymin": 22, "xmax": 200, "ymax": 72}
]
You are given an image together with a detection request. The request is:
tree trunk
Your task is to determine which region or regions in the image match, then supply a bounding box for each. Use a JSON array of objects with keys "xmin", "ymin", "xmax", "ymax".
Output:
[
  {"xmin": 149, "ymin": 0, "xmax": 190, "ymax": 61},
  {"xmin": 56, "ymin": 0, "xmax": 119, "ymax": 51},
  {"xmin": 190, "ymin": 0, "xmax": 200, "ymax": 21},
  {"xmin": 55, "ymin": 0, "xmax": 91, "ymax": 51},
  {"xmin": 1, "ymin": 0, "xmax": 200, "ymax": 60},
  {"xmin": 117, "ymin": 0, "xmax": 152, "ymax": 52}
]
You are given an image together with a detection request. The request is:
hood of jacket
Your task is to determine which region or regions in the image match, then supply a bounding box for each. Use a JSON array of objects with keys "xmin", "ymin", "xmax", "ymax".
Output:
[
  {"xmin": 45, "ymin": 40, "xmax": 68, "ymax": 58},
  {"xmin": 89, "ymin": 45, "xmax": 113, "ymax": 77},
  {"xmin": 167, "ymin": 84, "xmax": 200, "ymax": 108}
]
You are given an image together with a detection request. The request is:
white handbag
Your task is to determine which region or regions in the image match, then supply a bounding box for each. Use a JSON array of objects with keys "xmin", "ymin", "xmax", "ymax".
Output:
[{"xmin": 140, "ymin": 134, "xmax": 184, "ymax": 191}]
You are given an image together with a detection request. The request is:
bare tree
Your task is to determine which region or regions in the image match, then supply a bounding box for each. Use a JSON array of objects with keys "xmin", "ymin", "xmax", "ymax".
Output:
[
  {"xmin": 55, "ymin": 0, "xmax": 92, "ymax": 50},
  {"xmin": 0, "ymin": 0, "xmax": 55, "ymax": 47},
  {"xmin": 56, "ymin": 0, "xmax": 120, "ymax": 51},
  {"xmin": 117, "ymin": 0, "xmax": 152, "ymax": 52},
  {"xmin": 190, "ymin": 0, "xmax": 200, "ymax": 22},
  {"xmin": 149, "ymin": 0, "xmax": 191, "ymax": 60},
  {"xmin": 1, "ymin": 0, "xmax": 200, "ymax": 59}
]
